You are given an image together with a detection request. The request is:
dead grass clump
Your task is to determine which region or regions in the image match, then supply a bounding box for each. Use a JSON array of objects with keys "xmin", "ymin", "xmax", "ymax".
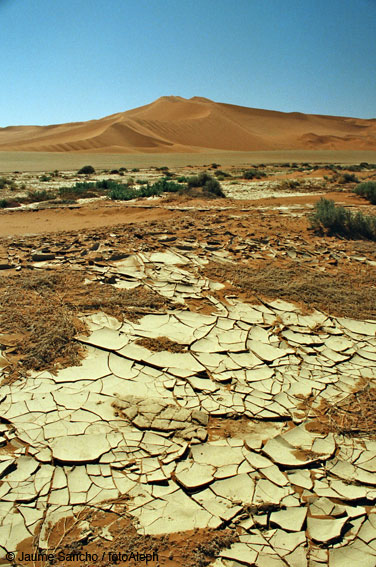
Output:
[
  {"xmin": 135, "ymin": 336, "xmax": 187, "ymax": 352},
  {"xmin": 70, "ymin": 283, "xmax": 173, "ymax": 322},
  {"xmin": 306, "ymin": 386, "xmax": 376, "ymax": 438},
  {"xmin": 203, "ymin": 261, "xmax": 376, "ymax": 320},
  {"xmin": 207, "ymin": 416, "xmax": 254, "ymax": 441},
  {"xmin": 0, "ymin": 279, "xmax": 83, "ymax": 372},
  {"xmin": 0, "ymin": 270, "xmax": 174, "ymax": 376}
]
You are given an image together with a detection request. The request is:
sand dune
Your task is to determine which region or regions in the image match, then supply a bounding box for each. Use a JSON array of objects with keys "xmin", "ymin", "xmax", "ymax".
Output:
[{"xmin": 0, "ymin": 96, "xmax": 375, "ymax": 153}]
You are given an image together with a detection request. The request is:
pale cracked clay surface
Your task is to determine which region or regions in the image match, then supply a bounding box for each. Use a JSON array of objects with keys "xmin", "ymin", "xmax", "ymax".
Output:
[{"xmin": 0, "ymin": 189, "xmax": 376, "ymax": 566}]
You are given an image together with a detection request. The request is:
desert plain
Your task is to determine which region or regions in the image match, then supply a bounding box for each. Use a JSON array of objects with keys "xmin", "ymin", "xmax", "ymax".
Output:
[{"xmin": 0, "ymin": 97, "xmax": 376, "ymax": 567}]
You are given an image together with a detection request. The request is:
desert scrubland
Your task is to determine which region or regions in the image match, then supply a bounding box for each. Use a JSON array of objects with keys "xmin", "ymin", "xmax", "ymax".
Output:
[{"xmin": 0, "ymin": 98, "xmax": 376, "ymax": 566}]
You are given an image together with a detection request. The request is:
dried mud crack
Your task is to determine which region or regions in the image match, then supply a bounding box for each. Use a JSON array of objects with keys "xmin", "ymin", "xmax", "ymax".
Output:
[{"xmin": 0, "ymin": 164, "xmax": 376, "ymax": 566}]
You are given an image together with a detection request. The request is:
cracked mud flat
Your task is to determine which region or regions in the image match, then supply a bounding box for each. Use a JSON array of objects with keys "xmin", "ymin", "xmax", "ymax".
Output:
[{"xmin": 0, "ymin": 191, "xmax": 376, "ymax": 566}]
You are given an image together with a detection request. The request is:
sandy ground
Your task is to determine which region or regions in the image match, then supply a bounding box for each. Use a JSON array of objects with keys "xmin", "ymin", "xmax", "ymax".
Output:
[
  {"xmin": 0, "ymin": 204, "xmax": 181, "ymax": 237},
  {"xmin": 1, "ymin": 149, "xmax": 376, "ymax": 172},
  {"xmin": 0, "ymin": 191, "xmax": 370, "ymax": 238}
]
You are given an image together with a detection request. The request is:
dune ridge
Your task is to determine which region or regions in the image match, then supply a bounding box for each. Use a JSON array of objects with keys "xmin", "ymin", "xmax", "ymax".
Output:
[{"xmin": 0, "ymin": 96, "xmax": 375, "ymax": 153}]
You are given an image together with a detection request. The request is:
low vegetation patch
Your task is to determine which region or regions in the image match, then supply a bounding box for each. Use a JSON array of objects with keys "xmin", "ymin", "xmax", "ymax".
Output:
[
  {"xmin": 185, "ymin": 172, "xmax": 225, "ymax": 197},
  {"xmin": 309, "ymin": 198, "xmax": 376, "ymax": 240},
  {"xmin": 0, "ymin": 176, "xmax": 17, "ymax": 190},
  {"xmin": 339, "ymin": 172, "xmax": 359, "ymax": 184},
  {"xmin": 77, "ymin": 165, "xmax": 95, "ymax": 174},
  {"xmin": 305, "ymin": 385, "xmax": 376, "ymax": 438},
  {"xmin": 354, "ymin": 181, "xmax": 376, "ymax": 204},
  {"xmin": 242, "ymin": 168, "xmax": 267, "ymax": 180},
  {"xmin": 0, "ymin": 270, "xmax": 175, "ymax": 377},
  {"xmin": 203, "ymin": 261, "xmax": 375, "ymax": 320},
  {"xmin": 109, "ymin": 173, "xmax": 225, "ymax": 200},
  {"xmin": 135, "ymin": 336, "xmax": 187, "ymax": 353},
  {"xmin": 27, "ymin": 189, "xmax": 56, "ymax": 202},
  {"xmin": 0, "ymin": 198, "xmax": 21, "ymax": 208}
]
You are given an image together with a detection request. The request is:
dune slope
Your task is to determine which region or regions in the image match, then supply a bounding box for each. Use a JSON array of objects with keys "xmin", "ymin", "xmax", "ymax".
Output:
[{"xmin": 0, "ymin": 96, "xmax": 375, "ymax": 153}]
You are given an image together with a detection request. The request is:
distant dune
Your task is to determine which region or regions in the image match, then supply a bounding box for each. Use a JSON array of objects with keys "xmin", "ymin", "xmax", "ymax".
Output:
[{"xmin": 0, "ymin": 96, "xmax": 375, "ymax": 153}]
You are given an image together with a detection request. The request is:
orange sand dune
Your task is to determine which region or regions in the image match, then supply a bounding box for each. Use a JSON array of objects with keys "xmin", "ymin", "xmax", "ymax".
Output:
[{"xmin": 0, "ymin": 96, "xmax": 375, "ymax": 153}]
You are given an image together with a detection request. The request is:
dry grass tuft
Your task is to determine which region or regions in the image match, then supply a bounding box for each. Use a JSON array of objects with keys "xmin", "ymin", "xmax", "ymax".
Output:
[
  {"xmin": 0, "ymin": 274, "xmax": 82, "ymax": 373},
  {"xmin": 306, "ymin": 386, "xmax": 376, "ymax": 438},
  {"xmin": 135, "ymin": 336, "xmax": 187, "ymax": 353},
  {"xmin": 0, "ymin": 270, "xmax": 174, "ymax": 377},
  {"xmin": 204, "ymin": 261, "xmax": 376, "ymax": 320}
]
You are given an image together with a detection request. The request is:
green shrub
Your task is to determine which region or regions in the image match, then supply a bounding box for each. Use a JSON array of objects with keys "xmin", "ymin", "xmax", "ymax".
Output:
[
  {"xmin": 27, "ymin": 190, "xmax": 55, "ymax": 202},
  {"xmin": 340, "ymin": 172, "xmax": 359, "ymax": 183},
  {"xmin": 109, "ymin": 177, "xmax": 181, "ymax": 201},
  {"xmin": 0, "ymin": 198, "xmax": 21, "ymax": 208},
  {"xmin": 214, "ymin": 170, "xmax": 231, "ymax": 178},
  {"xmin": 77, "ymin": 165, "xmax": 95, "ymax": 175},
  {"xmin": 186, "ymin": 172, "xmax": 225, "ymax": 197},
  {"xmin": 151, "ymin": 178, "xmax": 181, "ymax": 194},
  {"xmin": 354, "ymin": 181, "xmax": 376, "ymax": 204},
  {"xmin": 109, "ymin": 186, "xmax": 139, "ymax": 200},
  {"xmin": 243, "ymin": 169, "xmax": 266, "ymax": 180},
  {"xmin": 0, "ymin": 177, "xmax": 16, "ymax": 190},
  {"xmin": 39, "ymin": 174, "xmax": 51, "ymax": 182},
  {"xmin": 58, "ymin": 182, "xmax": 98, "ymax": 199},
  {"xmin": 309, "ymin": 198, "xmax": 376, "ymax": 240},
  {"xmin": 203, "ymin": 178, "xmax": 225, "ymax": 197}
]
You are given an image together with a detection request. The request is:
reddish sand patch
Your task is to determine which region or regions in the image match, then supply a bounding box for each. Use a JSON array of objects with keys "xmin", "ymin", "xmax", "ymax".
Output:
[
  {"xmin": 0, "ymin": 204, "xmax": 181, "ymax": 237},
  {"xmin": 0, "ymin": 191, "xmax": 369, "ymax": 238}
]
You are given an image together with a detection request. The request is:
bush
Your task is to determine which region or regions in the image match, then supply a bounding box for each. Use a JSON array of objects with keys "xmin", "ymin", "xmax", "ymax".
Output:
[
  {"xmin": 27, "ymin": 190, "xmax": 55, "ymax": 202},
  {"xmin": 354, "ymin": 181, "xmax": 376, "ymax": 204},
  {"xmin": 59, "ymin": 182, "xmax": 93, "ymax": 198},
  {"xmin": 214, "ymin": 170, "xmax": 231, "ymax": 178},
  {"xmin": 243, "ymin": 169, "xmax": 266, "ymax": 180},
  {"xmin": 203, "ymin": 178, "xmax": 225, "ymax": 197},
  {"xmin": 109, "ymin": 186, "xmax": 139, "ymax": 200},
  {"xmin": 39, "ymin": 174, "xmax": 51, "ymax": 182},
  {"xmin": 340, "ymin": 172, "xmax": 359, "ymax": 183},
  {"xmin": 77, "ymin": 165, "xmax": 95, "ymax": 175},
  {"xmin": 186, "ymin": 172, "xmax": 225, "ymax": 196},
  {"xmin": 0, "ymin": 198, "xmax": 20, "ymax": 208},
  {"xmin": 309, "ymin": 198, "xmax": 376, "ymax": 240},
  {"xmin": 151, "ymin": 178, "xmax": 181, "ymax": 194},
  {"xmin": 0, "ymin": 177, "xmax": 16, "ymax": 190},
  {"xmin": 109, "ymin": 177, "xmax": 182, "ymax": 201}
]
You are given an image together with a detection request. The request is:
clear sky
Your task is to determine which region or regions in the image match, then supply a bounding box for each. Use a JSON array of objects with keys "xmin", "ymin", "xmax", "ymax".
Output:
[{"xmin": 1, "ymin": 0, "xmax": 375, "ymax": 126}]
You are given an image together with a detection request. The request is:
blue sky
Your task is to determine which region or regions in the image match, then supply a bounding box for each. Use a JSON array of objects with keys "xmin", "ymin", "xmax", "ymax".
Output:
[{"xmin": 1, "ymin": 0, "xmax": 375, "ymax": 125}]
